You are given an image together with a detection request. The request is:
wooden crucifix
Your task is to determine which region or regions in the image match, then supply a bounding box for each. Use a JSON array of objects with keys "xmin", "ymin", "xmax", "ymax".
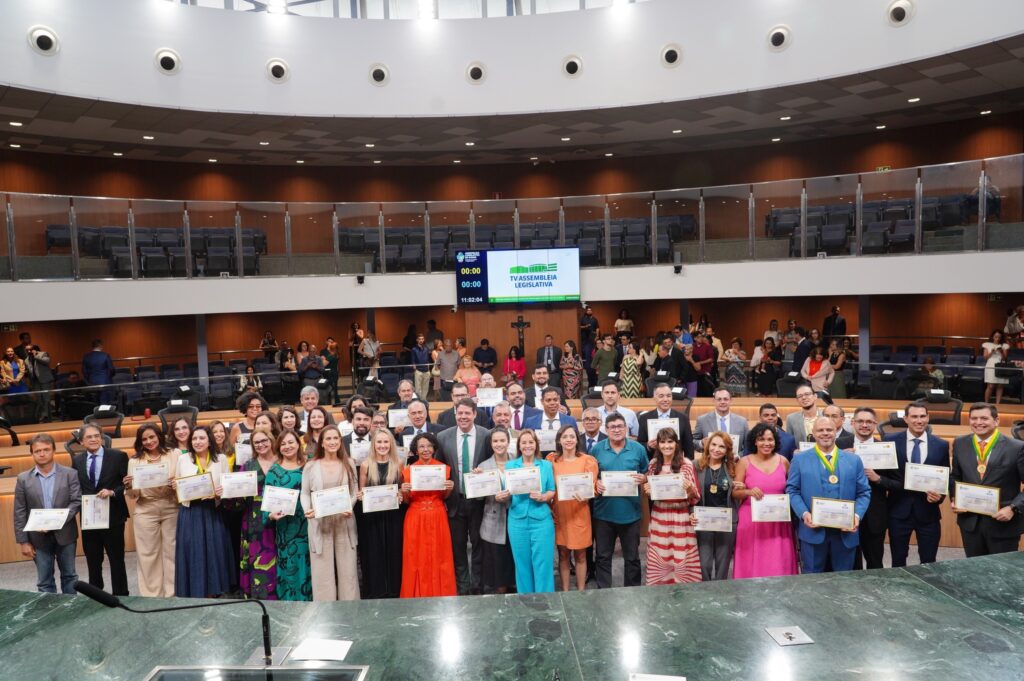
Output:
[{"xmin": 511, "ymin": 315, "xmax": 531, "ymax": 355}]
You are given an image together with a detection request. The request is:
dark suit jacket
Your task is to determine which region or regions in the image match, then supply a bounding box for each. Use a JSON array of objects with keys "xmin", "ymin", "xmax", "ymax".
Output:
[
  {"xmin": 525, "ymin": 385, "xmax": 567, "ymax": 409},
  {"xmin": 81, "ymin": 350, "xmax": 115, "ymax": 385},
  {"xmin": 13, "ymin": 464, "xmax": 81, "ymax": 547},
  {"xmin": 950, "ymin": 433, "xmax": 1024, "ymax": 539},
  {"xmin": 884, "ymin": 433, "xmax": 948, "ymax": 526},
  {"xmin": 791, "ymin": 339, "xmax": 813, "ymax": 376},
  {"xmin": 846, "ymin": 437, "xmax": 891, "ymax": 534},
  {"xmin": 436, "ymin": 406, "xmax": 491, "ymax": 429},
  {"xmin": 388, "ymin": 399, "xmax": 431, "ymax": 422},
  {"xmin": 836, "ymin": 432, "xmax": 854, "ymax": 450},
  {"xmin": 822, "ymin": 314, "xmax": 847, "ymax": 339},
  {"xmin": 401, "ymin": 423, "xmax": 445, "ymax": 438},
  {"xmin": 637, "ymin": 409, "xmax": 695, "ymax": 460},
  {"xmin": 437, "ymin": 425, "xmax": 491, "ymax": 516},
  {"xmin": 535, "ymin": 346, "xmax": 563, "ymax": 374},
  {"xmin": 579, "ymin": 431, "xmax": 608, "ymax": 454},
  {"xmin": 72, "ymin": 447, "xmax": 130, "ymax": 525}
]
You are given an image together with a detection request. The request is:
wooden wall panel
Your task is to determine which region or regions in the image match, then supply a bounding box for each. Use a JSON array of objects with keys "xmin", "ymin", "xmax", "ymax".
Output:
[
  {"xmin": 869, "ymin": 293, "xmax": 1013, "ymax": 350},
  {"xmin": 463, "ymin": 306, "xmax": 579, "ymax": 370},
  {"xmin": 373, "ymin": 306, "xmax": 467, "ymax": 354}
]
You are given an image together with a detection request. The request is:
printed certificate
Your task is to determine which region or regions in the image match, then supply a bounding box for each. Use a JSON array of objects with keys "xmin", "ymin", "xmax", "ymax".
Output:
[
  {"xmin": 751, "ymin": 494, "xmax": 791, "ymax": 522},
  {"xmin": 649, "ymin": 473, "xmax": 687, "ymax": 501},
  {"xmin": 464, "ymin": 470, "xmax": 503, "ymax": 499},
  {"xmin": 312, "ymin": 486, "xmax": 354, "ymax": 518},
  {"xmin": 220, "ymin": 470, "xmax": 258, "ymax": 499},
  {"xmin": 133, "ymin": 463, "xmax": 169, "ymax": 490},
  {"xmin": 81, "ymin": 495, "xmax": 110, "ymax": 530},
  {"xmin": 23, "ymin": 508, "xmax": 70, "ymax": 532},
  {"xmin": 693, "ymin": 506, "xmax": 732, "ymax": 533},
  {"xmin": 387, "ymin": 409, "xmax": 411, "ymax": 429},
  {"xmin": 537, "ymin": 429, "xmax": 557, "ymax": 451},
  {"xmin": 261, "ymin": 485, "xmax": 300, "ymax": 516},
  {"xmin": 904, "ymin": 463, "xmax": 949, "ymax": 494},
  {"xmin": 853, "ymin": 441, "xmax": 898, "ymax": 470},
  {"xmin": 954, "ymin": 482, "xmax": 1000, "ymax": 516},
  {"xmin": 601, "ymin": 470, "xmax": 639, "ymax": 497},
  {"xmin": 557, "ymin": 473, "xmax": 595, "ymax": 501},
  {"xmin": 348, "ymin": 438, "xmax": 371, "ymax": 465},
  {"xmin": 811, "ymin": 497, "xmax": 855, "ymax": 530},
  {"xmin": 506, "ymin": 466, "xmax": 542, "ymax": 495},
  {"xmin": 234, "ymin": 443, "xmax": 253, "ymax": 468},
  {"xmin": 176, "ymin": 473, "xmax": 215, "ymax": 503},
  {"xmin": 476, "ymin": 388, "xmax": 503, "ymax": 407},
  {"xmin": 362, "ymin": 484, "xmax": 400, "ymax": 513},
  {"xmin": 647, "ymin": 417, "xmax": 680, "ymax": 439},
  {"xmin": 411, "ymin": 465, "xmax": 446, "ymax": 491}
]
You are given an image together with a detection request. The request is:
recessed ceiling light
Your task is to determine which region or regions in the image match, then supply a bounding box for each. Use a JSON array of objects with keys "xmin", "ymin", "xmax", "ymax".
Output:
[
  {"xmin": 464, "ymin": 142, "xmax": 475, "ymax": 147},
  {"xmin": 142, "ymin": 135, "xmax": 155, "ymax": 140},
  {"xmin": 453, "ymin": 160, "xmax": 461, "ymax": 164},
  {"xmin": 296, "ymin": 159, "xmax": 304, "ymax": 164},
  {"xmin": 9, "ymin": 121, "xmax": 23, "ymax": 127},
  {"xmin": 671, "ymin": 129, "xmax": 682, "ymax": 134},
  {"xmin": 561, "ymin": 137, "xmax": 571, "ymax": 142},
  {"xmin": 875, "ymin": 124, "xmax": 887, "ymax": 130},
  {"xmin": 907, "ymin": 97, "xmax": 920, "ymax": 103},
  {"xmin": 373, "ymin": 160, "xmax": 382, "ymax": 164},
  {"xmin": 365, "ymin": 143, "xmax": 375, "ymax": 148},
  {"xmin": 259, "ymin": 141, "xmax": 270, "ymax": 146},
  {"xmin": 529, "ymin": 156, "xmax": 538, "ymax": 161},
  {"xmin": 771, "ymin": 137, "xmax": 781, "ymax": 142},
  {"xmin": 779, "ymin": 116, "xmax": 791, "ymax": 121},
  {"xmin": 112, "ymin": 152, "xmax": 123, "ymax": 157},
  {"xmin": 604, "ymin": 153, "xmax": 614, "ymax": 157},
  {"xmin": 980, "ymin": 110, "xmax": 992, "ymax": 115},
  {"xmin": 9, "ymin": 143, "xmax": 21, "ymax": 148},
  {"xmin": 208, "ymin": 158, "xmax": 218, "ymax": 163}
]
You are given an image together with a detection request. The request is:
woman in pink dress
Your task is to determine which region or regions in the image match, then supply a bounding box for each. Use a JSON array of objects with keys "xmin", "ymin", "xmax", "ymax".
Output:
[{"xmin": 732, "ymin": 423, "xmax": 798, "ymax": 578}]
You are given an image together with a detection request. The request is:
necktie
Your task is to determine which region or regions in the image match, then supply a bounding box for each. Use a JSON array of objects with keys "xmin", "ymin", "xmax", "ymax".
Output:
[
  {"xmin": 547, "ymin": 419, "xmax": 555, "ymax": 430},
  {"xmin": 546, "ymin": 348, "xmax": 551, "ymax": 367},
  {"xmin": 461, "ymin": 433, "xmax": 470, "ymax": 475},
  {"xmin": 911, "ymin": 438, "xmax": 922, "ymax": 465},
  {"xmin": 88, "ymin": 454, "xmax": 98, "ymax": 488},
  {"xmin": 514, "ymin": 409, "xmax": 521, "ymax": 430},
  {"xmin": 719, "ymin": 416, "xmax": 727, "ymax": 432},
  {"xmin": 586, "ymin": 438, "xmax": 594, "ymax": 453}
]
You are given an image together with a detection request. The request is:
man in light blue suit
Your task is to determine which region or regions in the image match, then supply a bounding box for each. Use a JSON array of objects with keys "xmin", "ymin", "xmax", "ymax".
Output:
[
  {"xmin": 787, "ymin": 416, "xmax": 871, "ymax": 572},
  {"xmin": 523, "ymin": 387, "xmax": 578, "ymax": 455}
]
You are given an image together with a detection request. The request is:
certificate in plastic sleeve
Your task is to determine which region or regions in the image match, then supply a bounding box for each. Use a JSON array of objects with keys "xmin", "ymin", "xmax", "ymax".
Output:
[
  {"xmin": 904, "ymin": 463, "xmax": 949, "ymax": 494},
  {"xmin": 23, "ymin": 508, "xmax": 70, "ymax": 532},
  {"xmin": 751, "ymin": 494, "xmax": 791, "ymax": 522},
  {"xmin": 312, "ymin": 486, "xmax": 354, "ymax": 518},
  {"xmin": 260, "ymin": 485, "xmax": 300, "ymax": 516},
  {"xmin": 362, "ymin": 484, "xmax": 400, "ymax": 513},
  {"xmin": 649, "ymin": 473, "xmax": 686, "ymax": 501},
  {"xmin": 220, "ymin": 470, "xmax": 258, "ymax": 499},
  {"xmin": 853, "ymin": 441, "xmax": 898, "ymax": 470},
  {"xmin": 464, "ymin": 470, "xmax": 503, "ymax": 499},
  {"xmin": 601, "ymin": 470, "xmax": 639, "ymax": 497},
  {"xmin": 410, "ymin": 464, "xmax": 446, "ymax": 491},
  {"xmin": 387, "ymin": 409, "xmax": 411, "ymax": 429},
  {"xmin": 132, "ymin": 462, "xmax": 169, "ymax": 490},
  {"xmin": 82, "ymin": 494, "xmax": 110, "ymax": 530},
  {"xmin": 954, "ymin": 482, "xmax": 1000, "ymax": 516},
  {"xmin": 506, "ymin": 466, "xmax": 542, "ymax": 495},
  {"xmin": 693, "ymin": 506, "xmax": 731, "ymax": 533},
  {"xmin": 556, "ymin": 473, "xmax": 595, "ymax": 501},
  {"xmin": 811, "ymin": 496, "xmax": 855, "ymax": 530},
  {"xmin": 176, "ymin": 472, "xmax": 215, "ymax": 503}
]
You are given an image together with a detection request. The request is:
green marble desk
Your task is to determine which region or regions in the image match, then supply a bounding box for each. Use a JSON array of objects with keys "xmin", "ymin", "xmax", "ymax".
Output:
[{"xmin": 1, "ymin": 554, "xmax": 1023, "ymax": 680}]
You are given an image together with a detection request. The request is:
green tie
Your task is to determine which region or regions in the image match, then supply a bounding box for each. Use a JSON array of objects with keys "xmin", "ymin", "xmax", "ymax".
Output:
[{"xmin": 461, "ymin": 433, "xmax": 471, "ymax": 474}]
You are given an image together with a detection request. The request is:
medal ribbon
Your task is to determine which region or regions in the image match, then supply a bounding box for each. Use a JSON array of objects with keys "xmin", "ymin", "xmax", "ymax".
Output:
[
  {"xmin": 972, "ymin": 431, "xmax": 998, "ymax": 467},
  {"xmin": 814, "ymin": 445, "xmax": 839, "ymax": 477}
]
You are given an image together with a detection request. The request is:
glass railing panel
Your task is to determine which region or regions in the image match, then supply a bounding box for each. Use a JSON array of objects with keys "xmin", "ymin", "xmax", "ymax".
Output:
[
  {"xmin": 9, "ymin": 193, "xmax": 72, "ymax": 280},
  {"xmin": 132, "ymin": 199, "xmax": 188, "ymax": 278},
  {"xmin": 702, "ymin": 184, "xmax": 750, "ymax": 263},
  {"xmin": 288, "ymin": 202, "xmax": 336, "ymax": 276},
  {"xmin": 381, "ymin": 202, "xmax": 427, "ymax": 273},
  {"xmin": 237, "ymin": 202, "xmax": 286, "ymax": 276},
  {"xmin": 920, "ymin": 160, "xmax": 982, "ymax": 253},
  {"xmin": 73, "ymin": 197, "xmax": 131, "ymax": 279},
  {"xmin": 0, "ymin": 194, "xmax": 10, "ymax": 280},
  {"xmin": 805, "ymin": 174, "xmax": 858, "ymax": 258},
  {"xmin": 860, "ymin": 166, "xmax": 918, "ymax": 257},
  {"xmin": 561, "ymin": 195, "xmax": 604, "ymax": 264},
  {"xmin": 187, "ymin": 201, "xmax": 242, "ymax": 277},
  {"xmin": 470, "ymin": 199, "xmax": 516, "ymax": 260},
  {"xmin": 981, "ymin": 155, "xmax": 1024, "ymax": 252},
  {"xmin": 753, "ymin": 178, "xmax": 804, "ymax": 261},
  {"xmin": 426, "ymin": 200, "xmax": 471, "ymax": 272},
  {"xmin": 653, "ymin": 188, "xmax": 700, "ymax": 264},
  {"xmin": 335, "ymin": 202, "xmax": 380, "ymax": 275},
  {"xmin": 518, "ymin": 196, "xmax": 563, "ymax": 253},
  {"xmin": 607, "ymin": 192, "xmax": 656, "ymax": 264}
]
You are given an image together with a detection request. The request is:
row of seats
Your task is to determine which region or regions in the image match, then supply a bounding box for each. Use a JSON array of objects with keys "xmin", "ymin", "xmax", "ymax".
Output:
[
  {"xmin": 45, "ymin": 225, "xmax": 269, "ymax": 257},
  {"xmin": 108, "ymin": 245, "xmax": 260, "ymax": 277}
]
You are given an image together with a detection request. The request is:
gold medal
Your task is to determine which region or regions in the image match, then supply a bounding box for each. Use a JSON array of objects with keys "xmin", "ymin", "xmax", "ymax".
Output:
[
  {"xmin": 709, "ymin": 484, "xmax": 718, "ymax": 494},
  {"xmin": 977, "ymin": 464, "xmax": 987, "ymax": 477},
  {"xmin": 973, "ymin": 434, "xmax": 997, "ymax": 480},
  {"xmin": 828, "ymin": 475, "xmax": 839, "ymax": 484}
]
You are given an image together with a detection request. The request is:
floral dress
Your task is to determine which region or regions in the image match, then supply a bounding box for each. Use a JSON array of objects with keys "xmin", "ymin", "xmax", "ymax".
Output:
[{"xmin": 264, "ymin": 463, "xmax": 312, "ymax": 601}]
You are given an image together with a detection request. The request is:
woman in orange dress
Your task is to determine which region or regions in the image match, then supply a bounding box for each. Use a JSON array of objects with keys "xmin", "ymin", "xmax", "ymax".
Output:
[
  {"xmin": 546, "ymin": 425, "xmax": 599, "ymax": 591},
  {"xmin": 399, "ymin": 432, "xmax": 457, "ymax": 598}
]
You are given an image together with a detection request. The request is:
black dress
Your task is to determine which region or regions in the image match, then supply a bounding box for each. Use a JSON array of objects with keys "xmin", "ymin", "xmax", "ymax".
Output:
[
  {"xmin": 357, "ymin": 461, "xmax": 405, "ymax": 599},
  {"xmin": 756, "ymin": 347, "xmax": 783, "ymax": 396}
]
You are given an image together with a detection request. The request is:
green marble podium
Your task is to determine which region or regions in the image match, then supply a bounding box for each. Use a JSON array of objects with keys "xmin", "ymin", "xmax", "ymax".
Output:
[{"xmin": 1, "ymin": 553, "xmax": 1023, "ymax": 680}]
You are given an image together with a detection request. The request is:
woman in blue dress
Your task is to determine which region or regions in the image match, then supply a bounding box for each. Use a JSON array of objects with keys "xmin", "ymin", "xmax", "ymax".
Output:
[{"xmin": 505, "ymin": 429, "xmax": 557, "ymax": 594}]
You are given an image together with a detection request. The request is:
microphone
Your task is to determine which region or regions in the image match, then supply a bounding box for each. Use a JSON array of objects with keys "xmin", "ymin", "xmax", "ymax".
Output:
[{"xmin": 74, "ymin": 581, "xmax": 274, "ymax": 666}]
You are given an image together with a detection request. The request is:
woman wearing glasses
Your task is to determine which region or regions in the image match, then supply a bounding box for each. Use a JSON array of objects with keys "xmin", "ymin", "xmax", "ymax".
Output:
[{"xmin": 236, "ymin": 428, "xmax": 280, "ymax": 599}]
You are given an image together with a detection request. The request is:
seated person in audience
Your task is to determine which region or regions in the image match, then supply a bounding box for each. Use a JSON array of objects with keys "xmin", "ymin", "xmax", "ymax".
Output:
[
  {"xmin": 454, "ymin": 354, "xmax": 483, "ymax": 397},
  {"xmin": 757, "ymin": 403, "xmax": 796, "ymax": 460},
  {"xmin": 690, "ymin": 333, "xmax": 716, "ymax": 394},
  {"xmin": 693, "ymin": 387, "xmax": 749, "ymax": 455},
  {"xmin": 822, "ymin": 404, "xmax": 854, "ymax": 450},
  {"xmin": 389, "ymin": 379, "xmax": 428, "ymax": 412},
  {"xmin": 523, "ymin": 387, "xmax": 578, "ymax": 454},
  {"xmin": 525, "ymin": 365, "xmax": 568, "ymax": 412},
  {"xmin": 595, "ymin": 380, "xmax": 639, "ymax": 439},
  {"xmin": 471, "ymin": 338, "xmax": 498, "ymax": 374},
  {"xmin": 505, "ymin": 382, "xmax": 540, "ymax": 432},
  {"xmin": 785, "ymin": 384, "xmax": 820, "ymax": 444},
  {"xmin": 786, "ymin": 417, "xmax": 871, "ymax": 573},
  {"xmin": 579, "ymin": 407, "xmax": 607, "ymax": 454},
  {"xmin": 636, "ymin": 383, "xmax": 694, "ymax": 459},
  {"xmin": 436, "ymin": 382, "xmax": 491, "ymax": 429},
  {"xmin": 920, "ymin": 357, "xmax": 945, "ymax": 389},
  {"xmin": 800, "ymin": 346, "xmax": 835, "ymax": 394}
]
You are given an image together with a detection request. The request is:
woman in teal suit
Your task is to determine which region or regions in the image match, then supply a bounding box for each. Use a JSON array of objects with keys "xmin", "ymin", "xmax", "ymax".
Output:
[{"xmin": 505, "ymin": 429, "xmax": 557, "ymax": 593}]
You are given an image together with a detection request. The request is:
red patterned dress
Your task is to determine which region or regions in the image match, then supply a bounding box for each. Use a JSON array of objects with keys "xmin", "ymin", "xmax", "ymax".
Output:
[{"xmin": 645, "ymin": 457, "xmax": 702, "ymax": 585}]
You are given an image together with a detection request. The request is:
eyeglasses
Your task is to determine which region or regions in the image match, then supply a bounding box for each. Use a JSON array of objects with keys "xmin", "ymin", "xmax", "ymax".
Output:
[
  {"xmin": 253, "ymin": 440, "xmax": 270, "ymax": 447},
  {"xmin": 607, "ymin": 423, "xmax": 626, "ymax": 430},
  {"xmin": 582, "ymin": 417, "xmax": 601, "ymax": 422}
]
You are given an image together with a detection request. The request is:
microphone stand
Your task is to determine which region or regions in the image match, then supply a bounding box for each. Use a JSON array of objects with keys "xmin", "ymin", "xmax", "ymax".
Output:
[{"xmin": 75, "ymin": 581, "xmax": 274, "ymax": 666}]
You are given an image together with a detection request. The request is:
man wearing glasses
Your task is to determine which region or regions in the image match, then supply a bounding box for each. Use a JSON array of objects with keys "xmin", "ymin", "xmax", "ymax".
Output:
[{"xmin": 591, "ymin": 413, "xmax": 648, "ymax": 588}]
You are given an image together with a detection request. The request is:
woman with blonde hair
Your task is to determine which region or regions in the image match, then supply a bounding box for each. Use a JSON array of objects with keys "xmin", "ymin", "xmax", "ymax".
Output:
[
  {"xmin": 357, "ymin": 428, "xmax": 405, "ymax": 599},
  {"xmin": 692, "ymin": 431, "xmax": 742, "ymax": 581},
  {"xmin": 300, "ymin": 425, "xmax": 358, "ymax": 601}
]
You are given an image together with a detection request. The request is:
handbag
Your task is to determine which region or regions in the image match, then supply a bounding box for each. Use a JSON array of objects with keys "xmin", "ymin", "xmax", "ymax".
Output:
[
  {"xmin": 431, "ymin": 364, "xmax": 441, "ymax": 377},
  {"xmin": 994, "ymin": 361, "xmax": 1017, "ymax": 379}
]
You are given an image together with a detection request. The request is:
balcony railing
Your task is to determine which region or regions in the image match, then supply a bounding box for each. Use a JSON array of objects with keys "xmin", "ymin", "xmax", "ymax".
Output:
[{"xmin": 1, "ymin": 153, "xmax": 1021, "ymax": 283}]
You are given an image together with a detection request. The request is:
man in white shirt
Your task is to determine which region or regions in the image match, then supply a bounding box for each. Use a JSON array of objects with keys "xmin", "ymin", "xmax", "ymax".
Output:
[
  {"xmin": 525, "ymin": 365, "xmax": 567, "ymax": 412},
  {"xmin": 596, "ymin": 380, "xmax": 638, "ymax": 438},
  {"xmin": 343, "ymin": 407, "xmax": 374, "ymax": 466},
  {"xmin": 693, "ymin": 387, "xmax": 749, "ymax": 454},
  {"xmin": 523, "ymin": 388, "xmax": 578, "ymax": 453},
  {"xmin": 506, "ymin": 382, "xmax": 540, "ymax": 431},
  {"xmin": 637, "ymin": 382, "xmax": 694, "ymax": 459}
]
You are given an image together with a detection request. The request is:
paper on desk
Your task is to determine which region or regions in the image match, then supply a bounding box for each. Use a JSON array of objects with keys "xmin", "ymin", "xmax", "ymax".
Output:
[{"xmin": 289, "ymin": 638, "xmax": 353, "ymax": 661}]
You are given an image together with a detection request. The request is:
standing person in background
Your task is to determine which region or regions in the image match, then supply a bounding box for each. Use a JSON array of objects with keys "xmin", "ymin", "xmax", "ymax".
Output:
[
  {"xmin": 81, "ymin": 339, "xmax": 115, "ymax": 402},
  {"xmin": 536, "ymin": 334, "xmax": 563, "ymax": 377},
  {"xmin": 982, "ymin": 330, "xmax": 1012, "ymax": 405},
  {"xmin": 822, "ymin": 306, "xmax": 847, "ymax": 342},
  {"xmin": 503, "ymin": 346, "xmax": 527, "ymax": 385},
  {"xmin": 1004, "ymin": 305, "xmax": 1024, "ymax": 347},
  {"xmin": 591, "ymin": 335, "xmax": 618, "ymax": 383},
  {"xmin": 435, "ymin": 338, "xmax": 461, "ymax": 401},
  {"xmin": 24, "ymin": 344, "xmax": 55, "ymax": 422},
  {"xmin": 358, "ymin": 330, "xmax": 380, "ymax": 381},
  {"xmin": 13, "ymin": 331, "xmax": 33, "ymax": 360},
  {"xmin": 763, "ymin": 319, "xmax": 782, "ymax": 346},
  {"xmin": 614, "ymin": 308, "xmax": 634, "ymax": 337},
  {"xmin": 430, "ymin": 339, "xmax": 445, "ymax": 397},
  {"xmin": 619, "ymin": 341, "xmax": 644, "ymax": 399},
  {"xmin": 424, "ymin": 319, "xmax": 444, "ymax": 347},
  {"xmin": 691, "ymin": 333, "xmax": 716, "ymax": 396},
  {"xmin": 13, "ymin": 434, "xmax": 81, "ymax": 594},
  {"xmin": 298, "ymin": 344, "xmax": 325, "ymax": 389},
  {"xmin": 411, "ymin": 333, "xmax": 434, "ymax": 401},
  {"xmin": 580, "ymin": 306, "xmax": 600, "ymax": 386},
  {"xmin": 559, "ymin": 341, "xmax": 584, "ymax": 399},
  {"xmin": 827, "ymin": 339, "xmax": 848, "ymax": 399},
  {"xmin": 124, "ymin": 424, "xmax": 178, "ymax": 597},
  {"xmin": 754, "ymin": 337, "xmax": 782, "ymax": 397},
  {"xmin": 320, "ymin": 337, "xmax": 340, "ymax": 406},
  {"xmin": 782, "ymin": 320, "xmax": 800, "ymax": 363},
  {"xmin": 455, "ymin": 337, "xmax": 468, "ymax": 358},
  {"xmin": 472, "ymin": 338, "xmax": 498, "ymax": 375},
  {"xmin": 260, "ymin": 331, "xmax": 279, "ymax": 363},
  {"xmin": 266, "ymin": 430, "xmax": 312, "ymax": 602}
]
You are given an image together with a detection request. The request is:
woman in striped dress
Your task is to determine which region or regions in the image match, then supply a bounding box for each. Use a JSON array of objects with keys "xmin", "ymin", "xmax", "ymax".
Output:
[{"xmin": 643, "ymin": 428, "xmax": 702, "ymax": 585}]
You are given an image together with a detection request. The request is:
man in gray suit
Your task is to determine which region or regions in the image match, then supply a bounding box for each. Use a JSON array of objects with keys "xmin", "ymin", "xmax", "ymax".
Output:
[
  {"xmin": 13, "ymin": 433, "xmax": 81, "ymax": 594},
  {"xmin": 25, "ymin": 345, "xmax": 55, "ymax": 423},
  {"xmin": 785, "ymin": 383, "xmax": 820, "ymax": 444},
  {"xmin": 437, "ymin": 398, "xmax": 491, "ymax": 594},
  {"xmin": 693, "ymin": 387, "xmax": 749, "ymax": 455},
  {"xmin": 950, "ymin": 402, "xmax": 1024, "ymax": 557}
]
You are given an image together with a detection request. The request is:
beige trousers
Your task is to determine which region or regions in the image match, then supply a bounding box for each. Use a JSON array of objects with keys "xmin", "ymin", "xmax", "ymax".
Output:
[
  {"xmin": 133, "ymin": 498, "xmax": 179, "ymax": 597},
  {"xmin": 310, "ymin": 516, "xmax": 360, "ymax": 601}
]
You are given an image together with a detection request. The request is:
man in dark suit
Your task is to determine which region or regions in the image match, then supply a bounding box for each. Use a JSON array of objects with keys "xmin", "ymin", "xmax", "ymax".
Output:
[
  {"xmin": 790, "ymin": 327, "xmax": 813, "ymax": 374},
  {"xmin": 950, "ymin": 402, "xmax": 1024, "ymax": 557},
  {"xmin": 523, "ymin": 388, "xmax": 579, "ymax": 455},
  {"xmin": 13, "ymin": 433, "xmax": 81, "ymax": 594},
  {"xmin": 535, "ymin": 334, "xmax": 563, "ymax": 378},
  {"xmin": 883, "ymin": 402, "xmax": 949, "ymax": 567},
  {"xmin": 823, "ymin": 404, "xmax": 854, "ymax": 450},
  {"xmin": 505, "ymin": 382, "xmax": 541, "ymax": 431},
  {"xmin": 437, "ymin": 398, "xmax": 491, "ymax": 594},
  {"xmin": 400, "ymin": 399, "xmax": 444, "ymax": 440},
  {"xmin": 72, "ymin": 423, "xmax": 130, "ymax": 595},
  {"xmin": 848, "ymin": 407, "xmax": 890, "ymax": 569},
  {"xmin": 436, "ymin": 383, "xmax": 490, "ymax": 429},
  {"xmin": 25, "ymin": 344, "xmax": 55, "ymax": 423},
  {"xmin": 81, "ymin": 338, "xmax": 115, "ymax": 404},
  {"xmin": 579, "ymin": 407, "xmax": 608, "ymax": 454},
  {"xmin": 637, "ymin": 382, "xmax": 694, "ymax": 460},
  {"xmin": 342, "ymin": 407, "xmax": 374, "ymax": 466},
  {"xmin": 524, "ymin": 365, "xmax": 568, "ymax": 411},
  {"xmin": 822, "ymin": 306, "xmax": 847, "ymax": 342},
  {"xmin": 388, "ymin": 379, "xmax": 429, "ymax": 417}
]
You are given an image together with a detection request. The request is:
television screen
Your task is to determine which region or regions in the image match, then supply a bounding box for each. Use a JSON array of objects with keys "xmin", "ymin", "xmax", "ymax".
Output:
[{"xmin": 455, "ymin": 247, "xmax": 581, "ymax": 305}]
